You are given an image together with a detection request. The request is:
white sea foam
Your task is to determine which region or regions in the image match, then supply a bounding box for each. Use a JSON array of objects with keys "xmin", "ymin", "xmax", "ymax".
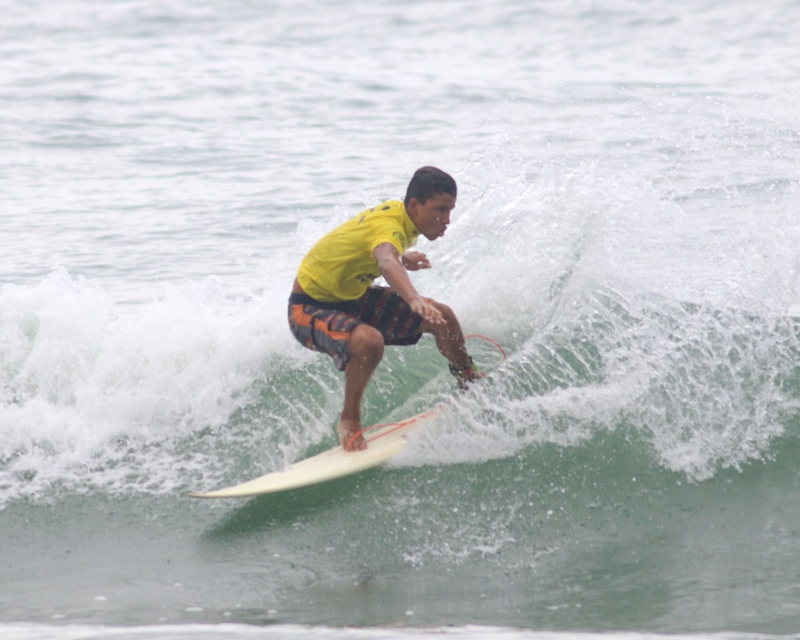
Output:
[
  {"xmin": 0, "ymin": 267, "xmax": 305, "ymax": 505},
  {"xmin": 393, "ymin": 159, "xmax": 800, "ymax": 481}
]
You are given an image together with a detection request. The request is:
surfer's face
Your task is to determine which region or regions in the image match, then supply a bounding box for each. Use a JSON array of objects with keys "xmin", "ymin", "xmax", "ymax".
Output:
[{"xmin": 407, "ymin": 192, "xmax": 455, "ymax": 241}]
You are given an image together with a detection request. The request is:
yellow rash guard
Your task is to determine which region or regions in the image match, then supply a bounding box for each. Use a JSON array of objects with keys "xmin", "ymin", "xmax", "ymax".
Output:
[{"xmin": 297, "ymin": 199, "xmax": 420, "ymax": 302}]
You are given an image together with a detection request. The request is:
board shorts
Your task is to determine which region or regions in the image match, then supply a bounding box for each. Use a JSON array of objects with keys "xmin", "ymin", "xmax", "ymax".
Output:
[{"xmin": 288, "ymin": 286, "xmax": 424, "ymax": 372}]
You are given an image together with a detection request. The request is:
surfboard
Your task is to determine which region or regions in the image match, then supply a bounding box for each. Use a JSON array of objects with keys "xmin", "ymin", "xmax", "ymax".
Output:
[
  {"xmin": 188, "ymin": 407, "xmax": 438, "ymax": 499},
  {"xmin": 190, "ymin": 335, "xmax": 505, "ymax": 499}
]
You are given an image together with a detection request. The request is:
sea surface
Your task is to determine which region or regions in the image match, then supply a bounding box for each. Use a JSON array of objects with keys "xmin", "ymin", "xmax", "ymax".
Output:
[{"xmin": 3, "ymin": 0, "xmax": 800, "ymax": 638}]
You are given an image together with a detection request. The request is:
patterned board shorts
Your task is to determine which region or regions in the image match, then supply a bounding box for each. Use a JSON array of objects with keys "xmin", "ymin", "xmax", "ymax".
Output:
[{"xmin": 288, "ymin": 286, "xmax": 424, "ymax": 371}]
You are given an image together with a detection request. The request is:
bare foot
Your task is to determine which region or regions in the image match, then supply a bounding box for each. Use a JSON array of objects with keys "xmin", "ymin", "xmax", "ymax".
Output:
[
  {"xmin": 337, "ymin": 419, "xmax": 367, "ymax": 451},
  {"xmin": 457, "ymin": 368, "xmax": 485, "ymax": 391}
]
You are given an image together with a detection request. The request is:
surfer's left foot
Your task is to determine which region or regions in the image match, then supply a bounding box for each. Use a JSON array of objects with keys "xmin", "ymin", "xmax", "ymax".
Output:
[
  {"xmin": 450, "ymin": 356, "xmax": 484, "ymax": 390},
  {"xmin": 338, "ymin": 419, "xmax": 367, "ymax": 452}
]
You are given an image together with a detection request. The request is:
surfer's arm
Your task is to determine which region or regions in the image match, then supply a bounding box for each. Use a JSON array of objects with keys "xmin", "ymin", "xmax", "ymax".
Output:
[{"xmin": 373, "ymin": 243, "xmax": 445, "ymax": 325}]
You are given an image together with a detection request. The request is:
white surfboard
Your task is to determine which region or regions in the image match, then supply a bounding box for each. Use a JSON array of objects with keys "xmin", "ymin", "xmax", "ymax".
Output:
[{"xmin": 189, "ymin": 408, "xmax": 438, "ymax": 499}]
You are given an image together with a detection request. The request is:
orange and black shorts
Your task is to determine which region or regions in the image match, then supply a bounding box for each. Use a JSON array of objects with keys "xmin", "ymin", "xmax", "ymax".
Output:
[{"xmin": 288, "ymin": 286, "xmax": 424, "ymax": 371}]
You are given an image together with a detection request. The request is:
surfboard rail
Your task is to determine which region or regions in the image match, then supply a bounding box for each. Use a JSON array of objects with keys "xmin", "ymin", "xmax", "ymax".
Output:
[{"xmin": 188, "ymin": 408, "xmax": 437, "ymax": 499}]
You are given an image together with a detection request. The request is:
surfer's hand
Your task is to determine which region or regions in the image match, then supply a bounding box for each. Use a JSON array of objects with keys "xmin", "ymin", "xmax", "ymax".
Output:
[
  {"xmin": 402, "ymin": 251, "xmax": 431, "ymax": 271},
  {"xmin": 410, "ymin": 297, "xmax": 445, "ymax": 325}
]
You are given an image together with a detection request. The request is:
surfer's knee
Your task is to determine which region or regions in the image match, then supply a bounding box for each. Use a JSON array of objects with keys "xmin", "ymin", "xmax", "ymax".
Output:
[
  {"xmin": 350, "ymin": 324, "xmax": 385, "ymax": 362},
  {"xmin": 436, "ymin": 302, "xmax": 457, "ymax": 326}
]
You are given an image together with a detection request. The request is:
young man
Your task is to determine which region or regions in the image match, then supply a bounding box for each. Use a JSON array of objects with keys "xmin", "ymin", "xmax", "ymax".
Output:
[{"xmin": 288, "ymin": 167, "xmax": 480, "ymax": 451}]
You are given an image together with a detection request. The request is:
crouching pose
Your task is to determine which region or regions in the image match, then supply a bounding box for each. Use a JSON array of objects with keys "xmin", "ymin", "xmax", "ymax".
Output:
[{"xmin": 288, "ymin": 167, "xmax": 480, "ymax": 451}]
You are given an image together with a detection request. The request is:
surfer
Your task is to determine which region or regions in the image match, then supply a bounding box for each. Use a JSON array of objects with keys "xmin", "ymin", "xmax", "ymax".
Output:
[{"xmin": 288, "ymin": 166, "xmax": 481, "ymax": 451}]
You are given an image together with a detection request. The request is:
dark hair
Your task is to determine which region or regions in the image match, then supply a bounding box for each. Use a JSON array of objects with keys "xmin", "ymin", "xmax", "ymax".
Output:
[{"xmin": 404, "ymin": 166, "xmax": 457, "ymax": 206}]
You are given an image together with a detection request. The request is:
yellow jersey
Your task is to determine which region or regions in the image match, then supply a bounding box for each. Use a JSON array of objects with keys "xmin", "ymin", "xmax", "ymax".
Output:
[{"xmin": 297, "ymin": 199, "xmax": 420, "ymax": 302}]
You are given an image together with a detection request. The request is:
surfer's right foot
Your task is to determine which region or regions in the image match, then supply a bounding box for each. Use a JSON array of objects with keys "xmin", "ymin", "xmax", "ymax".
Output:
[
  {"xmin": 338, "ymin": 419, "xmax": 367, "ymax": 451},
  {"xmin": 450, "ymin": 356, "xmax": 483, "ymax": 390}
]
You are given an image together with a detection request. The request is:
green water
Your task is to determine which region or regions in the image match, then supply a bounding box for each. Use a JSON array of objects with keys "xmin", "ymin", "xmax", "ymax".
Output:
[{"xmin": 5, "ymin": 428, "xmax": 800, "ymax": 632}]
